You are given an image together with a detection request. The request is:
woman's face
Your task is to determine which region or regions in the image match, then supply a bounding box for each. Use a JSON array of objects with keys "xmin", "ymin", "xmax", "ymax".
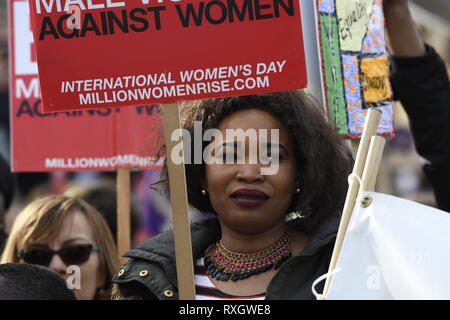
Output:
[
  {"xmin": 26, "ymin": 211, "xmax": 102, "ymax": 300},
  {"xmin": 204, "ymin": 109, "xmax": 298, "ymax": 235}
]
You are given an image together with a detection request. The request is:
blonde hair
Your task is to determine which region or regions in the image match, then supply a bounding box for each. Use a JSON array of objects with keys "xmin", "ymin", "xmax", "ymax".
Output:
[{"xmin": 1, "ymin": 194, "xmax": 120, "ymax": 299}]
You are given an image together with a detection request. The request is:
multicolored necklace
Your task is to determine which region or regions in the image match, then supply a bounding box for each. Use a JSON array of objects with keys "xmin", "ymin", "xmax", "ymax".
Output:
[{"xmin": 204, "ymin": 232, "xmax": 292, "ymax": 282}]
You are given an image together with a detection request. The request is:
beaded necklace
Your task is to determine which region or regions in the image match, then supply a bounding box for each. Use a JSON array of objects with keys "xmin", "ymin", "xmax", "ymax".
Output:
[{"xmin": 204, "ymin": 232, "xmax": 292, "ymax": 282}]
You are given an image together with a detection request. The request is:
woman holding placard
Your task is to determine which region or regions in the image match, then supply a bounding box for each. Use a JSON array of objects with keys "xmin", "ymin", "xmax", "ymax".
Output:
[{"xmin": 112, "ymin": 91, "xmax": 353, "ymax": 299}]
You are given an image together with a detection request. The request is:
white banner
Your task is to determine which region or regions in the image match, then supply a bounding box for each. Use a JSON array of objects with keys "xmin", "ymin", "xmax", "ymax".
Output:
[{"xmin": 317, "ymin": 192, "xmax": 450, "ymax": 300}]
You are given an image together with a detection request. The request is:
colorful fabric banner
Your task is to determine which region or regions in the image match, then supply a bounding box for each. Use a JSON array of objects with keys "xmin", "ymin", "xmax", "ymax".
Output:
[{"xmin": 317, "ymin": 0, "xmax": 394, "ymax": 138}]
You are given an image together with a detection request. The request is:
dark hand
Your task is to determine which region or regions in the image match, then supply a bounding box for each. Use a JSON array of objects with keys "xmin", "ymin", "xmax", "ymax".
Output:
[{"xmin": 383, "ymin": 0, "xmax": 426, "ymax": 57}]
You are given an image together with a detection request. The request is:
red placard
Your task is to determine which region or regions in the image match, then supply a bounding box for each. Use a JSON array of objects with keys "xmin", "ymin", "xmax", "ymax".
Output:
[
  {"xmin": 10, "ymin": 0, "xmax": 164, "ymax": 172},
  {"xmin": 27, "ymin": 0, "xmax": 307, "ymax": 112}
]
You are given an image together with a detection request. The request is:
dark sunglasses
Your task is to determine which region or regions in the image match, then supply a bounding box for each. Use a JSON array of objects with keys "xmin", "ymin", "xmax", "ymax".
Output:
[{"xmin": 18, "ymin": 244, "xmax": 100, "ymax": 267}]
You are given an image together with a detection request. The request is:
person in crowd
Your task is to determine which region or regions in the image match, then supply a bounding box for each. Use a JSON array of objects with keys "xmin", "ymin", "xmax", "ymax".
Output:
[
  {"xmin": 0, "ymin": 263, "xmax": 76, "ymax": 300},
  {"xmin": 81, "ymin": 179, "xmax": 119, "ymax": 243},
  {"xmin": 112, "ymin": 91, "xmax": 353, "ymax": 300},
  {"xmin": 1, "ymin": 194, "xmax": 121, "ymax": 300},
  {"xmin": 385, "ymin": 0, "xmax": 450, "ymax": 212},
  {"xmin": 81, "ymin": 178, "xmax": 139, "ymax": 244},
  {"xmin": 0, "ymin": 41, "xmax": 9, "ymax": 159},
  {"xmin": 0, "ymin": 155, "xmax": 16, "ymax": 254}
]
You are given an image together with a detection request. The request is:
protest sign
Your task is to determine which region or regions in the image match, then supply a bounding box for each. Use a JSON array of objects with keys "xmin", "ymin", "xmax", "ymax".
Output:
[
  {"xmin": 27, "ymin": 0, "xmax": 307, "ymax": 112},
  {"xmin": 316, "ymin": 0, "xmax": 394, "ymax": 138},
  {"xmin": 10, "ymin": 0, "xmax": 164, "ymax": 172}
]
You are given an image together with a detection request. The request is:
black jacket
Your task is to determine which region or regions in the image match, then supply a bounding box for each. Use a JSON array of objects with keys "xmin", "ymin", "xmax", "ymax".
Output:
[
  {"xmin": 390, "ymin": 45, "xmax": 450, "ymax": 212},
  {"xmin": 112, "ymin": 216, "xmax": 338, "ymax": 300}
]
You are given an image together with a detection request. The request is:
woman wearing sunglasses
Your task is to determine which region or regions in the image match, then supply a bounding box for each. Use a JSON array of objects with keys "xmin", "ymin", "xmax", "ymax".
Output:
[{"xmin": 1, "ymin": 194, "xmax": 120, "ymax": 300}]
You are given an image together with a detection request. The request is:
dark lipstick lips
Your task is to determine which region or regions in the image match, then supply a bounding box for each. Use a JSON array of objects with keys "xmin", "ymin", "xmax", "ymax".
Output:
[
  {"xmin": 231, "ymin": 189, "xmax": 269, "ymax": 199},
  {"xmin": 230, "ymin": 189, "xmax": 269, "ymax": 208}
]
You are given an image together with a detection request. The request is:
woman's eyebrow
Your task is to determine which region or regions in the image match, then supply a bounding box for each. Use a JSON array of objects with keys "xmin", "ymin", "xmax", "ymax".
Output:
[
  {"xmin": 217, "ymin": 141, "xmax": 242, "ymax": 152},
  {"xmin": 217, "ymin": 141, "xmax": 288, "ymax": 154},
  {"xmin": 62, "ymin": 237, "xmax": 90, "ymax": 245},
  {"xmin": 262, "ymin": 142, "xmax": 288, "ymax": 154}
]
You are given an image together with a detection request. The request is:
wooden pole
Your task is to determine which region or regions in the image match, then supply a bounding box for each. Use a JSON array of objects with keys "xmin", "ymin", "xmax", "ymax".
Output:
[
  {"xmin": 162, "ymin": 102, "xmax": 196, "ymax": 300},
  {"xmin": 360, "ymin": 136, "xmax": 386, "ymax": 193},
  {"xmin": 322, "ymin": 108, "xmax": 381, "ymax": 297},
  {"xmin": 117, "ymin": 167, "xmax": 131, "ymax": 265}
]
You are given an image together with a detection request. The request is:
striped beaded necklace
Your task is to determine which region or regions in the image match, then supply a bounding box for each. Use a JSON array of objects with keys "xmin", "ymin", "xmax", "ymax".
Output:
[{"xmin": 204, "ymin": 231, "xmax": 292, "ymax": 282}]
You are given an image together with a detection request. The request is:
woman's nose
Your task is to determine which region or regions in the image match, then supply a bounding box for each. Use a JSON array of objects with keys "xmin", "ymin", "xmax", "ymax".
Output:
[
  {"xmin": 235, "ymin": 164, "xmax": 264, "ymax": 183},
  {"xmin": 47, "ymin": 253, "xmax": 67, "ymax": 275}
]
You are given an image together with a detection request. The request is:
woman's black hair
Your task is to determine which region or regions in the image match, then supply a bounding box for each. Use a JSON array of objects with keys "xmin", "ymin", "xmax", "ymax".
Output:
[{"xmin": 155, "ymin": 91, "xmax": 353, "ymax": 234}]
